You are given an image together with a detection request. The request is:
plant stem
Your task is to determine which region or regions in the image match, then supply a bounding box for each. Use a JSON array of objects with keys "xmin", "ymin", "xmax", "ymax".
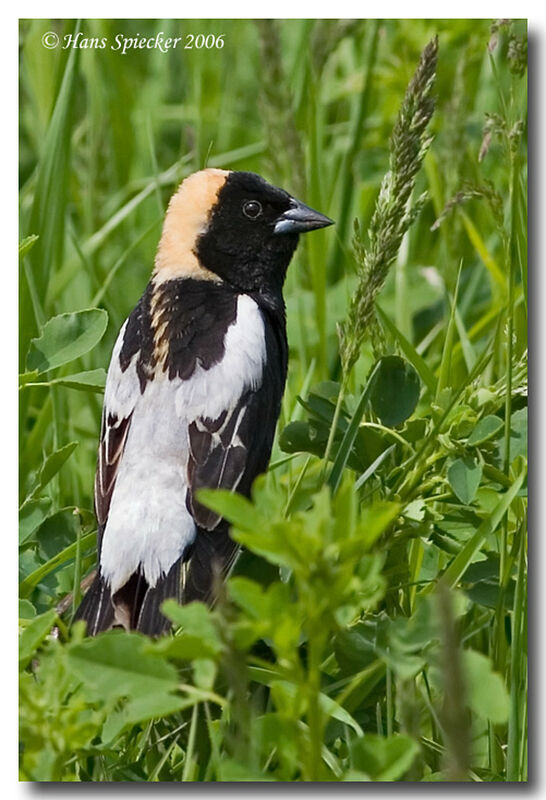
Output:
[
  {"xmin": 506, "ymin": 521, "xmax": 527, "ymax": 780},
  {"xmin": 306, "ymin": 631, "xmax": 325, "ymax": 780},
  {"xmin": 321, "ymin": 378, "xmax": 346, "ymax": 483}
]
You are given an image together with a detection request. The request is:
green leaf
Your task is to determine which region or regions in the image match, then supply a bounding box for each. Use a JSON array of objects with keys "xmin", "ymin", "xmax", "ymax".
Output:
[
  {"xmin": 196, "ymin": 489, "xmax": 265, "ymax": 532},
  {"xmin": 19, "ymin": 609, "xmax": 56, "ymax": 669},
  {"xmin": 447, "ymin": 457, "xmax": 483, "ymax": 504},
  {"xmin": 102, "ymin": 693, "xmax": 191, "ymax": 743},
  {"xmin": 369, "ymin": 355, "xmax": 421, "ymax": 428},
  {"xmin": 349, "ymin": 734, "xmax": 420, "ymax": 781},
  {"xmin": 467, "ymin": 415, "xmax": 504, "ymax": 445},
  {"xmin": 157, "ymin": 601, "xmax": 223, "ymax": 660},
  {"xmin": 463, "ymin": 649, "xmax": 509, "ymax": 723},
  {"xmin": 25, "ymin": 442, "xmax": 78, "ymax": 502},
  {"xmin": 266, "ymin": 678, "xmax": 364, "ymax": 735},
  {"xmin": 193, "ymin": 658, "xmax": 217, "ymax": 690},
  {"xmin": 432, "ymin": 470, "xmax": 525, "ymax": 591},
  {"xmin": 462, "ymin": 554, "xmax": 515, "ymax": 609},
  {"xmin": 228, "ymin": 576, "xmax": 270, "ymax": 619},
  {"xmin": 507, "ymin": 407, "xmax": 527, "ymax": 462},
  {"xmin": 376, "ymin": 304, "xmax": 436, "ymax": 393},
  {"xmin": 26, "ymin": 309, "xmax": 108, "ymax": 374},
  {"xmin": 67, "ymin": 631, "xmax": 180, "ymax": 702},
  {"xmin": 36, "ymin": 508, "xmax": 80, "ymax": 560},
  {"xmin": 19, "ymin": 497, "xmax": 51, "ymax": 544},
  {"xmin": 358, "ymin": 501, "xmax": 401, "ymax": 549},
  {"xmin": 279, "ymin": 420, "xmax": 328, "ymax": 459},
  {"xmin": 19, "ymin": 531, "xmax": 96, "ymax": 598},
  {"xmin": 19, "ymin": 599, "xmax": 36, "ymax": 619}
]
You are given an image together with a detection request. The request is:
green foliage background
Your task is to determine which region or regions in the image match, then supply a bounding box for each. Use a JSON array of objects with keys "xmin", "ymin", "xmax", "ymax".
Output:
[{"xmin": 19, "ymin": 18, "xmax": 527, "ymax": 782}]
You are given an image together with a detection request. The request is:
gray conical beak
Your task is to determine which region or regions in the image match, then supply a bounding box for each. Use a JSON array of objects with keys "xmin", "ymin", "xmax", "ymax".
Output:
[{"xmin": 273, "ymin": 198, "xmax": 334, "ymax": 235}]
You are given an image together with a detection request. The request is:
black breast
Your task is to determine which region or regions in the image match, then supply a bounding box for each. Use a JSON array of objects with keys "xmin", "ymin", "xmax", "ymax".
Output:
[{"xmin": 118, "ymin": 278, "xmax": 239, "ymax": 389}]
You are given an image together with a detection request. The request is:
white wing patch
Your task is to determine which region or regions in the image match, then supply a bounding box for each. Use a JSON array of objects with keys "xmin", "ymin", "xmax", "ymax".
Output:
[{"xmin": 99, "ymin": 294, "xmax": 266, "ymax": 594}]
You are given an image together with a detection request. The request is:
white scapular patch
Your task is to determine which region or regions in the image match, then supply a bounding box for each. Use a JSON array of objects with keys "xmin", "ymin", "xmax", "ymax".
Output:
[{"xmin": 99, "ymin": 294, "xmax": 266, "ymax": 594}]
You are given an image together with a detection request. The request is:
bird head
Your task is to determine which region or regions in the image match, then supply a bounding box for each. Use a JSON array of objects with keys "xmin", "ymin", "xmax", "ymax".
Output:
[{"xmin": 154, "ymin": 169, "xmax": 333, "ymax": 298}]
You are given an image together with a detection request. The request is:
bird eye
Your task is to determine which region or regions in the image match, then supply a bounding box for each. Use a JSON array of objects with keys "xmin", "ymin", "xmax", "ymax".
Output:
[{"xmin": 243, "ymin": 200, "xmax": 263, "ymax": 219}]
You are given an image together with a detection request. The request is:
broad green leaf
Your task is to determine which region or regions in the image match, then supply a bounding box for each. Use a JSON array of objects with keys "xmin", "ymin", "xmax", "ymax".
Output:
[
  {"xmin": 228, "ymin": 576, "xmax": 270, "ymax": 620},
  {"xmin": 280, "ymin": 417, "xmax": 384, "ymax": 473},
  {"xmin": 350, "ymin": 734, "xmax": 420, "ymax": 781},
  {"xmin": 507, "ymin": 407, "xmax": 527, "ymax": 462},
  {"xmin": 19, "ymin": 599, "xmax": 36, "ymax": 619},
  {"xmin": 193, "ymin": 658, "xmax": 217, "ymax": 690},
  {"xmin": 376, "ymin": 305, "xmax": 436, "ymax": 393},
  {"xmin": 102, "ymin": 693, "xmax": 192, "ymax": 743},
  {"xmin": 389, "ymin": 592, "xmax": 468, "ymax": 654},
  {"xmin": 26, "ymin": 309, "xmax": 108, "ymax": 374},
  {"xmin": 358, "ymin": 501, "xmax": 401, "ymax": 549},
  {"xmin": 68, "ymin": 631, "xmax": 179, "ymax": 702},
  {"xmin": 157, "ymin": 600, "xmax": 223, "ymax": 660},
  {"xmin": 197, "ymin": 489, "xmax": 265, "ymax": 532},
  {"xmin": 19, "ymin": 609, "xmax": 56, "ymax": 669},
  {"xmin": 463, "ymin": 649, "xmax": 510, "ymax": 723},
  {"xmin": 369, "ymin": 356, "xmax": 421, "ymax": 428},
  {"xmin": 467, "ymin": 415, "xmax": 504, "ymax": 445},
  {"xmin": 447, "ymin": 457, "xmax": 483, "ymax": 504},
  {"xmin": 19, "ymin": 497, "xmax": 51, "ymax": 544},
  {"xmin": 36, "ymin": 508, "xmax": 80, "ymax": 560},
  {"xmin": 279, "ymin": 420, "xmax": 328, "ymax": 459},
  {"xmin": 462, "ymin": 554, "xmax": 515, "ymax": 609}
]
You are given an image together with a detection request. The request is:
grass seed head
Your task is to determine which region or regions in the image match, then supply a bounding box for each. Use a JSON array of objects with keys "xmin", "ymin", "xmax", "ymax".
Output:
[{"xmin": 339, "ymin": 36, "xmax": 439, "ymax": 376}]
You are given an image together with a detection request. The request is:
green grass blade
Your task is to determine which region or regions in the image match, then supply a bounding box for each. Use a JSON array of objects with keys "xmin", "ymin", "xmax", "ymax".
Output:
[
  {"xmin": 19, "ymin": 531, "xmax": 96, "ymax": 598},
  {"xmin": 328, "ymin": 361, "xmax": 381, "ymax": 493}
]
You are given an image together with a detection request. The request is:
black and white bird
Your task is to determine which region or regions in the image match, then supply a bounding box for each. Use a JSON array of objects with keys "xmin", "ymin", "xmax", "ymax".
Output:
[{"xmin": 75, "ymin": 169, "xmax": 333, "ymax": 636}]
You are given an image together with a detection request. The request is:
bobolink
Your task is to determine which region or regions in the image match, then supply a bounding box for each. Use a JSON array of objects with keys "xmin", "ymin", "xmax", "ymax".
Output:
[{"xmin": 75, "ymin": 169, "xmax": 333, "ymax": 636}]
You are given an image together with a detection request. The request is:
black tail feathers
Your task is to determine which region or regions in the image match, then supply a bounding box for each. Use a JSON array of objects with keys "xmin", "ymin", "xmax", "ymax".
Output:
[
  {"xmin": 73, "ymin": 572, "xmax": 115, "ymax": 636},
  {"xmin": 183, "ymin": 527, "xmax": 239, "ymax": 604},
  {"xmin": 74, "ymin": 559, "xmax": 182, "ymax": 637},
  {"xmin": 136, "ymin": 558, "xmax": 182, "ymax": 636},
  {"xmin": 74, "ymin": 530, "xmax": 240, "ymax": 636}
]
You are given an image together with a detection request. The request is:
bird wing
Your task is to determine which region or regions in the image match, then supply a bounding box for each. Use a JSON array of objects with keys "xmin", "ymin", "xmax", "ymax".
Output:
[
  {"xmin": 94, "ymin": 321, "xmax": 141, "ymax": 531},
  {"xmin": 186, "ymin": 315, "xmax": 287, "ymax": 531}
]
